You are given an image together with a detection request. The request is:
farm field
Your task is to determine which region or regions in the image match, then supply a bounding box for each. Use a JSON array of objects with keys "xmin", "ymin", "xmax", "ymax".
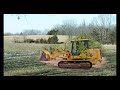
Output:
[{"xmin": 4, "ymin": 35, "xmax": 116, "ymax": 76}]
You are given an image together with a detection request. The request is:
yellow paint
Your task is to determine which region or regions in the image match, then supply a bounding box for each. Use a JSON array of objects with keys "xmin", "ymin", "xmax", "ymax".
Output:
[{"xmin": 41, "ymin": 40, "xmax": 102, "ymax": 65}]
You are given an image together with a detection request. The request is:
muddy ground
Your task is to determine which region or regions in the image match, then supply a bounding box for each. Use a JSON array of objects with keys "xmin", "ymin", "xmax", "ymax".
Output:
[{"xmin": 40, "ymin": 57, "xmax": 108, "ymax": 68}]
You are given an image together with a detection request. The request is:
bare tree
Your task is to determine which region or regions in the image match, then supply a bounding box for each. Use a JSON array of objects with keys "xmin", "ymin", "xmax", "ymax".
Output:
[
  {"xmin": 91, "ymin": 14, "xmax": 115, "ymax": 43},
  {"xmin": 62, "ymin": 19, "xmax": 77, "ymax": 40},
  {"xmin": 98, "ymin": 14, "xmax": 115, "ymax": 27}
]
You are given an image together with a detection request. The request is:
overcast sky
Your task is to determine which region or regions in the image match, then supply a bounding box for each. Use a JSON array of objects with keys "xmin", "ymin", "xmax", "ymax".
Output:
[{"xmin": 4, "ymin": 14, "xmax": 116, "ymax": 34}]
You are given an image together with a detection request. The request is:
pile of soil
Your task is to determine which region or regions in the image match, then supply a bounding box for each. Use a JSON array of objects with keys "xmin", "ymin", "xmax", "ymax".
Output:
[
  {"xmin": 40, "ymin": 57, "xmax": 108, "ymax": 68},
  {"xmin": 40, "ymin": 57, "xmax": 63, "ymax": 67},
  {"xmin": 92, "ymin": 57, "xmax": 108, "ymax": 68}
]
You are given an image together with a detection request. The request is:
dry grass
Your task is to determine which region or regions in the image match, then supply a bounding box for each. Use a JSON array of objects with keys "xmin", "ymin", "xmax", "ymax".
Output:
[
  {"xmin": 4, "ymin": 35, "xmax": 116, "ymax": 76},
  {"xmin": 4, "ymin": 35, "xmax": 69, "ymax": 42}
]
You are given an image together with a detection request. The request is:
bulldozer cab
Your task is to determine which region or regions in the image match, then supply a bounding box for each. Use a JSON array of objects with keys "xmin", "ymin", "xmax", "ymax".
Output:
[{"xmin": 71, "ymin": 39, "xmax": 89, "ymax": 55}]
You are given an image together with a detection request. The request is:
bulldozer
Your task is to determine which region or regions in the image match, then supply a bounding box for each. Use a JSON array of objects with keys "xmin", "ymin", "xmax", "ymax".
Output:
[{"xmin": 39, "ymin": 39, "xmax": 102, "ymax": 69}]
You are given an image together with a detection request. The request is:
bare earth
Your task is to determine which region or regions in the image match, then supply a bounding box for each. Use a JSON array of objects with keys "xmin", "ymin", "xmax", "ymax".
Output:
[
  {"xmin": 40, "ymin": 57, "xmax": 108, "ymax": 68},
  {"xmin": 92, "ymin": 57, "xmax": 108, "ymax": 68}
]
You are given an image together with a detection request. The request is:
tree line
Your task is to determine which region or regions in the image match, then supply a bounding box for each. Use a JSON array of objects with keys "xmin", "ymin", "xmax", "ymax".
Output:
[
  {"xmin": 4, "ymin": 14, "xmax": 116, "ymax": 44},
  {"xmin": 47, "ymin": 14, "xmax": 116, "ymax": 44}
]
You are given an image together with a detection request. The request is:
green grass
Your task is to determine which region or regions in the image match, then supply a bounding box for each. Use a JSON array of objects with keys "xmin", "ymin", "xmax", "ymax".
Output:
[{"xmin": 4, "ymin": 36, "xmax": 116, "ymax": 76}]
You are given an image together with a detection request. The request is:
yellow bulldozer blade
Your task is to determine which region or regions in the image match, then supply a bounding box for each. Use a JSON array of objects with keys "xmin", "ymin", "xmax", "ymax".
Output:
[{"xmin": 39, "ymin": 52, "xmax": 48, "ymax": 61}]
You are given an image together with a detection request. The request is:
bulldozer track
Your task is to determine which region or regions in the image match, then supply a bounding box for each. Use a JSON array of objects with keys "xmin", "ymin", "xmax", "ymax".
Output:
[{"xmin": 58, "ymin": 60, "xmax": 92, "ymax": 69}]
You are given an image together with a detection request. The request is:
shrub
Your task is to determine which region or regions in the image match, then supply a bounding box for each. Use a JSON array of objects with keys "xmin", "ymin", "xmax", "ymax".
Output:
[
  {"xmin": 52, "ymin": 35, "xmax": 58, "ymax": 44},
  {"xmin": 13, "ymin": 35, "xmax": 59, "ymax": 44},
  {"xmin": 48, "ymin": 37, "xmax": 51, "ymax": 44},
  {"xmin": 24, "ymin": 39, "xmax": 35, "ymax": 43},
  {"xmin": 40, "ymin": 38, "xmax": 44, "ymax": 43},
  {"xmin": 35, "ymin": 39, "xmax": 41, "ymax": 43},
  {"xmin": 43, "ymin": 39, "xmax": 47, "ymax": 44},
  {"xmin": 47, "ymin": 35, "xmax": 58, "ymax": 44}
]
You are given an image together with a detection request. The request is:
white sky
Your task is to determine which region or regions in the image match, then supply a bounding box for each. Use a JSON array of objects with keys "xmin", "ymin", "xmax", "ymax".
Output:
[{"xmin": 4, "ymin": 14, "xmax": 116, "ymax": 34}]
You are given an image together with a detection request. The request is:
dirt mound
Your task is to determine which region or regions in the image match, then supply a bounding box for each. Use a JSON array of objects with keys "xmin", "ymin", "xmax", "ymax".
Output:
[
  {"xmin": 40, "ymin": 57, "xmax": 63, "ymax": 67},
  {"xmin": 92, "ymin": 57, "xmax": 108, "ymax": 68},
  {"xmin": 40, "ymin": 57, "xmax": 108, "ymax": 68}
]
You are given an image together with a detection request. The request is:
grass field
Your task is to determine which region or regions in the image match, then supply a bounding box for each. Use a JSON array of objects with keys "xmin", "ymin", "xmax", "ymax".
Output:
[{"xmin": 4, "ymin": 35, "xmax": 116, "ymax": 76}]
